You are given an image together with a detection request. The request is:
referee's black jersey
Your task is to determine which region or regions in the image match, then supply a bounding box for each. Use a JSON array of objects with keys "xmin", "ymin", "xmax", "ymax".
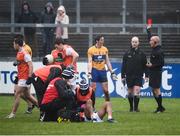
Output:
[
  {"xmin": 149, "ymin": 45, "xmax": 164, "ymax": 72},
  {"xmin": 121, "ymin": 47, "xmax": 148, "ymax": 78}
]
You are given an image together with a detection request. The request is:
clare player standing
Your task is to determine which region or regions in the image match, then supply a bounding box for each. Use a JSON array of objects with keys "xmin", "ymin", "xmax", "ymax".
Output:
[{"xmin": 87, "ymin": 35, "xmax": 117, "ymax": 101}]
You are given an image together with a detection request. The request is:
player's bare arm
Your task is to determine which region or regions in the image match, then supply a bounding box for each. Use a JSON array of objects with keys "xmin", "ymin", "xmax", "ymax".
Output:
[
  {"xmin": 87, "ymin": 54, "xmax": 92, "ymax": 74},
  {"xmin": 27, "ymin": 61, "xmax": 33, "ymax": 77},
  {"xmin": 105, "ymin": 54, "xmax": 113, "ymax": 73}
]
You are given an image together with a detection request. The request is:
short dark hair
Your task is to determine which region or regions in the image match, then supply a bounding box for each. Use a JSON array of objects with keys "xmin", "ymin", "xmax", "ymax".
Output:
[
  {"xmin": 14, "ymin": 34, "xmax": 24, "ymax": 41},
  {"xmin": 54, "ymin": 37, "xmax": 64, "ymax": 45},
  {"xmin": 14, "ymin": 38, "xmax": 23, "ymax": 47},
  {"xmin": 94, "ymin": 35, "xmax": 103, "ymax": 43}
]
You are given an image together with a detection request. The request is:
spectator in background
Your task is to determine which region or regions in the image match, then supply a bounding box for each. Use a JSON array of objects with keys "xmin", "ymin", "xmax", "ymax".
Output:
[
  {"xmin": 55, "ymin": 5, "xmax": 69, "ymax": 43},
  {"xmin": 18, "ymin": 1, "xmax": 38, "ymax": 56},
  {"xmin": 41, "ymin": 2, "xmax": 56, "ymax": 56}
]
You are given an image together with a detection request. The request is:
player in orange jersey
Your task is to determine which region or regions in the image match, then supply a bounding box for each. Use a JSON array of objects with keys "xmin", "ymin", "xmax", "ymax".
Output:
[
  {"xmin": 12, "ymin": 34, "xmax": 35, "ymax": 114},
  {"xmin": 75, "ymin": 79, "xmax": 95, "ymax": 121},
  {"xmin": 51, "ymin": 37, "xmax": 79, "ymax": 72},
  {"xmin": 6, "ymin": 37, "xmax": 38, "ymax": 118},
  {"xmin": 51, "ymin": 38, "xmax": 79, "ymax": 94}
]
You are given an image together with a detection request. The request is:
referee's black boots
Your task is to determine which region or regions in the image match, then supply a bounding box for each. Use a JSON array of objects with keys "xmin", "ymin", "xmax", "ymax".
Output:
[{"xmin": 154, "ymin": 106, "xmax": 166, "ymax": 113}]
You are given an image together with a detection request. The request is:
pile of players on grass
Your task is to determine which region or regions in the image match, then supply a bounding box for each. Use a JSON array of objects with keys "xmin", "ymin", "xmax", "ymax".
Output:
[{"xmin": 28, "ymin": 55, "xmax": 115, "ymax": 123}]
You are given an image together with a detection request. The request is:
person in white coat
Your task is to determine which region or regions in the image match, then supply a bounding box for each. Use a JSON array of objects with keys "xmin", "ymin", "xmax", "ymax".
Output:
[{"xmin": 55, "ymin": 5, "xmax": 69, "ymax": 43}]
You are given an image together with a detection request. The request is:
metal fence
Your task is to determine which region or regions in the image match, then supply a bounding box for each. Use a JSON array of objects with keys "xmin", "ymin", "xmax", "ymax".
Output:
[{"xmin": 0, "ymin": 23, "xmax": 180, "ymax": 46}]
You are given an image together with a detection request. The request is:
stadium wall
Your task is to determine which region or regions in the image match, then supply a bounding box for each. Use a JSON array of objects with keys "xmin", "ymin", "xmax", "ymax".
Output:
[{"xmin": 0, "ymin": 61, "xmax": 179, "ymax": 98}]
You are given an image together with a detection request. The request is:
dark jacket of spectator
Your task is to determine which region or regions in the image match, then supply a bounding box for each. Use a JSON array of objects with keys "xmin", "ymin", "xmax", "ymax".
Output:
[
  {"xmin": 40, "ymin": 2, "xmax": 56, "ymax": 55},
  {"xmin": 18, "ymin": 1, "xmax": 38, "ymax": 35},
  {"xmin": 41, "ymin": 2, "xmax": 56, "ymax": 26}
]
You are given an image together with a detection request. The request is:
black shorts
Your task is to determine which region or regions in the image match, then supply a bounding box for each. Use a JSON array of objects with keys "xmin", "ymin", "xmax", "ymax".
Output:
[
  {"xmin": 40, "ymin": 99, "xmax": 66, "ymax": 122},
  {"xmin": 126, "ymin": 76, "xmax": 143, "ymax": 88},
  {"xmin": 32, "ymin": 74, "xmax": 46, "ymax": 105},
  {"xmin": 41, "ymin": 99, "xmax": 66, "ymax": 112},
  {"xmin": 149, "ymin": 71, "xmax": 162, "ymax": 88}
]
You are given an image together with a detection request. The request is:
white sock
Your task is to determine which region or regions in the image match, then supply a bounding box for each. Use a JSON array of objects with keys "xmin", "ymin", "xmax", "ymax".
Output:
[{"xmin": 108, "ymin": 115, "xmax": 112, "ymax": 120}]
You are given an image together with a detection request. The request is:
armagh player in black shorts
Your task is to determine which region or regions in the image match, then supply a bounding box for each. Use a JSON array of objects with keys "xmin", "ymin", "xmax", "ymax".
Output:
[{"xmin": 146, "ymin": 25, "xmax": 165, "ymax": 113}]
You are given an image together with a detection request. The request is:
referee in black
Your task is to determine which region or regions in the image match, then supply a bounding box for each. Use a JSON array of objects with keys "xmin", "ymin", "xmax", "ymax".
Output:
[
  {"xmin": 146, "ymin": 25, "xmax": 165, "ymax": 113},
  {"xmin": 121, "ymin": 36, "xmax": 148, "ymax": 112}
]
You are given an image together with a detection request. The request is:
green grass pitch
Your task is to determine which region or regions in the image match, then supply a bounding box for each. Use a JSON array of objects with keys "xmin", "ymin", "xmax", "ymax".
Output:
[{"xmin": 0, "ymin": 96, "xmax": 180, "ymax": 135}]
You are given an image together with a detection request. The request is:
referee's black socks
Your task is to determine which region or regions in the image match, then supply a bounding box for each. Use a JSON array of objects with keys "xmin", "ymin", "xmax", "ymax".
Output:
[
  {"xmin": 128, "ymin": 94, "xmax": 133, "ymax": 112},
  {"xmin": 134, "ymin": 95, "xmax": 140, "ymax": 112},
  {"xmin": 154, "ymin": 95, "xmax": 162, "ymax": 108}
]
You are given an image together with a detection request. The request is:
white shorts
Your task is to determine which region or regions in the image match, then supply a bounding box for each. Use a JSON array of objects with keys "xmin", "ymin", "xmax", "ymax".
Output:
[
  {"xmin": 18, "ymin": 79, "xmax": 30, "ymax": 88},
  {"xmin": 83, "ymin": 115, "xmax": 91, "ymax": 122},
  {"xmin": 92, "ymin": 112, "xmax": 103, "ymax": 123}
]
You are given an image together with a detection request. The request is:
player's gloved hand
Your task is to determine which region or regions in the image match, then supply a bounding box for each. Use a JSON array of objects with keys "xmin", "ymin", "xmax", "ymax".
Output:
[
  {"xmin": 42, "ymin": 57, "xmax": 48, "ymax": 65},
  {"xmin": 87, "ymin": 72, "xmax": 92, "ymax": 80},
  {"xmin": 13, "ymin": 60, "xmax": 19, "ymax": 66},
  {"xmin": 121, "ymin": 78, "xmax": 126, "ymax": 86},
  {"xmin": 13, "ymin": 76, "xmax": 18, "ymax": 84},
  {"xmin": 146, "ymin": 24, "xmax": 152, "ymax": 30},
  {"xmin": 111, "ymin": 72, "xmax": 118, "ymax": 81},
  {"xmin": 26, "ymin": 77, "xmax": 33, "ymax": 85}
]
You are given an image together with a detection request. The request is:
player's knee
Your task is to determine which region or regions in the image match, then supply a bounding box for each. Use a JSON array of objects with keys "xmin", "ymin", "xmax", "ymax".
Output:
[
  {"xmin": 91, "ymin": 83, "xmax": 96, "ymax": 90},
  {"xmin": 104, "ymin": 101, "xmax": 111, "ymax": 106},
  {"xmin": 86, "ymin": 99, "xmax": 92, "ymax": 105},
  {"xmin": 104, "ymin": 90, "xmax": 109, "ymax": 95},
  {"xmin": 153, "ymin": 88, "xmax": 160, "ymax": 96},
  {"xmin": 24, "ymin": 93, "xmax": 31, "ymax": 99},
  {"xmin": 15, "ymin": 93, "xmax": 21, "ymax": 98}
]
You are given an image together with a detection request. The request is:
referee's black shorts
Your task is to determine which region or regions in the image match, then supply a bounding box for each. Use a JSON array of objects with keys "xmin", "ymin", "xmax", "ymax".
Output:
[
  {"xmin": 149, "ymin": 71, "xmax": 162, "ymax": 88},
  {"xmin": 126, "ymin": 76, "xmax": 143, "ymax": 88}
]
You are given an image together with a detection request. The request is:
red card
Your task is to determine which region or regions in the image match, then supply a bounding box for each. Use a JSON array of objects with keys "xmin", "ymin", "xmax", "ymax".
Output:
[{"xmin": 147, "ymin": 18, "xmax": 152, "ymax": 25}]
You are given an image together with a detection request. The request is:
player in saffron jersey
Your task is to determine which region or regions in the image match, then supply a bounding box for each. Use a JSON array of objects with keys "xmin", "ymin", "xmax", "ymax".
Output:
[{"xmin": 87, "ymin": 35, "xmax": 117, "ymax": 101}]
